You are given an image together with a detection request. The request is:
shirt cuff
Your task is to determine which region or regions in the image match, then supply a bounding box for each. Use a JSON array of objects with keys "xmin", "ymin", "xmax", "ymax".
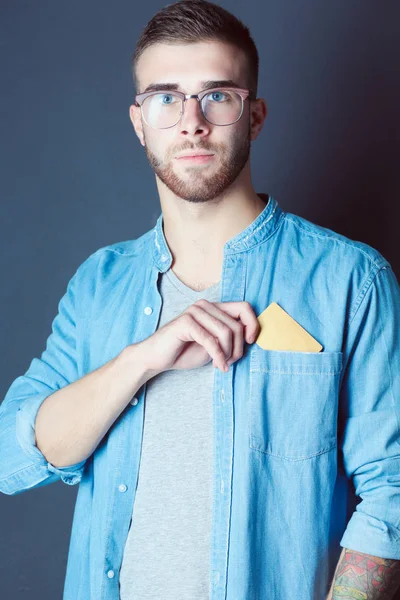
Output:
[
  {"xmin": 16, "ymin": 393, "xmax": 86, "ymax": 485},
  {"xmin": 340, "ymin": 510, "xmax": 400, "ymax": 559}
]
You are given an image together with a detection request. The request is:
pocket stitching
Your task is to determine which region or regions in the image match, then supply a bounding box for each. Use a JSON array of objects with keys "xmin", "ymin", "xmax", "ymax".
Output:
[
  {"xmin": 250, "ymin": 368, "xmax": 341, "ymax": 375},
  {"xmin": 249, "ymin": 437, "xmax": 337, "ymax": 461}
]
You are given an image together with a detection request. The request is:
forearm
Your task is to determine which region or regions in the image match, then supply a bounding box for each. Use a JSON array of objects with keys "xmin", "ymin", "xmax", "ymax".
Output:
[
  {"xmin": 327, "ymin": 548, "xmax": 400, "ymax": 599},
  {"xmin": 34, "ymin": 343, "xmax": 152, "ymax": 468}
]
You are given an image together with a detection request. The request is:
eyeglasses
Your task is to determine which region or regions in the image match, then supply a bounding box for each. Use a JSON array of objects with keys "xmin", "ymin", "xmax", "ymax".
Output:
[{"xmin": 134, "ymin": 87, "xmax": 252, "ymax": 129}]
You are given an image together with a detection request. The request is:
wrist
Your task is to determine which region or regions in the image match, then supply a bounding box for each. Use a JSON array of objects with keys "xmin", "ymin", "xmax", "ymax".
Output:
[{"xmin": 121, "ymin": 342, "xmax": 159, "ymax": 386}]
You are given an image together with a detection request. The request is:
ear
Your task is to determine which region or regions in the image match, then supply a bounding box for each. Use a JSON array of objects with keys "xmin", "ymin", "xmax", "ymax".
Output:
[
  {"xmin": 129, "ymin": 104, "xmax": 145, "ymax": 146},
  {"xmin": 250, "ymin": 98, "xmax": 268, "ymax": 142}
]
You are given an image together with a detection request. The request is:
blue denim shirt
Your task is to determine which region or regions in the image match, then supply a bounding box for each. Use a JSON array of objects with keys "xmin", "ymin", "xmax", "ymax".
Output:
[{"xmin": 1, "ymin": 196, "xmax": 400, "ymax": 600}]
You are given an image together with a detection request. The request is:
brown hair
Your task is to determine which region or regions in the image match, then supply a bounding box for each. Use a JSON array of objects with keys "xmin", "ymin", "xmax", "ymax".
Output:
[{"xmin": 131, "ymin": 0, "xmax": 259, "ymax": 97}]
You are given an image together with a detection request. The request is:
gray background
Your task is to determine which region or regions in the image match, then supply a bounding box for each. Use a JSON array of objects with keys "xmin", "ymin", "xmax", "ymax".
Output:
[{"xmin": 1, "ymin": 1, "xmax": 399, "ymax": 597}]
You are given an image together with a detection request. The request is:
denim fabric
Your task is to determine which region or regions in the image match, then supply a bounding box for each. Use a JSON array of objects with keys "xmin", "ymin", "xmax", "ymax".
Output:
[{"xmin": 1, "ymin": 195, "xmax": 399, "ymax": 599}]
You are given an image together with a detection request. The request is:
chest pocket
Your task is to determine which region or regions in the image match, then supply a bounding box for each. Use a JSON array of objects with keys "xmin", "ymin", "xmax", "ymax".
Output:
[{"xmin": 249, "ymin": 345, "xmax": 343, "ymax": 461}]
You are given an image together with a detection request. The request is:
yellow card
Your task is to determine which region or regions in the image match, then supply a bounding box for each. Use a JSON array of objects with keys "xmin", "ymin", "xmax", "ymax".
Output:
[{"xmin": 255, "ymin": 302, "xmax": 323, "ymax": 352}]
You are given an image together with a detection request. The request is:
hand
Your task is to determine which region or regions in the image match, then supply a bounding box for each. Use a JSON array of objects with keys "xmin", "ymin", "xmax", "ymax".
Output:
[{"xmin": 136, "ymin": 299, "xmax": 260, "ymax": 377}]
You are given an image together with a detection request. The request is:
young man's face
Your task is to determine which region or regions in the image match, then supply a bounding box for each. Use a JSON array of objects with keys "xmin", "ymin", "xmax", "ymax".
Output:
[{"xmin": 129, "ymin": 40, "xmax": 266, "ymax": 203}]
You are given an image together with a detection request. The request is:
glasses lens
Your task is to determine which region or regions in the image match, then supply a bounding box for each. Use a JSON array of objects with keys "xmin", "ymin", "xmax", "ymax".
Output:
[
  {"xmin": 142, "ymin": 93, "xmax": 182, "ymax": 128},
  {"xmin": 202, "ymin": 90, "xmax": 243, "ymax": 125},
  {"xmin": 141, "ymin": 89, "xmax": 243, "ymax": 128}
]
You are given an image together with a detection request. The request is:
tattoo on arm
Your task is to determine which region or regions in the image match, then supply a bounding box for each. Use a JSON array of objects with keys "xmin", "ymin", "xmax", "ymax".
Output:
[{"xmin": 330, "ymin": 549, "xmax": 400, "ymax": 599}]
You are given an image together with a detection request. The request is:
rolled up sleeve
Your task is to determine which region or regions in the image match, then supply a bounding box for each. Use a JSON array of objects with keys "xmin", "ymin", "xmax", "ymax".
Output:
[
  {"xmin": 0, "ymin": 261, "xmax": 89, "ymax": 496},
  {"xmin": 339, "ymin": 263, "xmax": 400, "ymax": 558}
]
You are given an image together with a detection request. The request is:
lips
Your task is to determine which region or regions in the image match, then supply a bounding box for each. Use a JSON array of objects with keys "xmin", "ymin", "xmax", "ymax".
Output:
[
  {"xmin": 176, "ymin": 153, "xmax": 214, "ymax": 158},
  {"xmin": 175, "ymin": 154, "xmax": 215, "ymax": 164}
]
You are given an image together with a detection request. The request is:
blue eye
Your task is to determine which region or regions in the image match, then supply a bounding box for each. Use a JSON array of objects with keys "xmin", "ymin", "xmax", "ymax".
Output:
[
  {"xmin": 210, "ymin": 92, "xmax": 225, "ymax": 102},
  {"xmin": 161, "ymin": 94, "xmax": 173, "ymax": 104}
]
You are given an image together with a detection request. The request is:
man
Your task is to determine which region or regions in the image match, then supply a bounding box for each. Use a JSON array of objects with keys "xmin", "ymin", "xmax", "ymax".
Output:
[{"xmin": 0, "ymin": 1, "xmax": 399, "ymax": 599}]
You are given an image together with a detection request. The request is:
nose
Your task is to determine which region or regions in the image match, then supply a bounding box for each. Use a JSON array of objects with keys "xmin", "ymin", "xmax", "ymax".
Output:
[{"xmin": 178, "ymin": 97, "xmax": 211, "ymax": 138}]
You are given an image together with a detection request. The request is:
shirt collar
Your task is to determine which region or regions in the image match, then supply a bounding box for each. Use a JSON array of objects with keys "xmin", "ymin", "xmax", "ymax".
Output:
[{"xmin": 153, "ymin": 193, "xmax": 284, "ymax": 272}]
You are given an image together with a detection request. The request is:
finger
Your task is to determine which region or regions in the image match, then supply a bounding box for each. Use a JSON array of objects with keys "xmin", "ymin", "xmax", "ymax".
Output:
[
  {"xmin": 212, "ymin": 301, "xmax": 260, "ymax": 344},
  {"xmin": 177, "ymin": 314, "xmax": 230, "ymax": 372},
  {"xmin": 190, "ymin": 299, "xmax": 244, "ymax": 365},
  {"xmin": 186, "ymin": 303, "xmax": 234, "ymax": 363}
]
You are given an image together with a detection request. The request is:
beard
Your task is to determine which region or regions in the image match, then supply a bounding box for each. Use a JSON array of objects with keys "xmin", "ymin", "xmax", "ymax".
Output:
[{"xmin": 142, "ymin": 124, "xmax": 251, "ymax": 204}]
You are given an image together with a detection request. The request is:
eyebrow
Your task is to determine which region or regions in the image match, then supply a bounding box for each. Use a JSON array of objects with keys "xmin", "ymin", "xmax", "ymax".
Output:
[{"xmin": 141, "ymin": 79, "xmax": 243, "ymax": 94}]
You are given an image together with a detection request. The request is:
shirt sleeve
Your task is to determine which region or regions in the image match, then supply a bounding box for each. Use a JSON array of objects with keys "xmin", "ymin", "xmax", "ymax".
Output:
[
  {"xmin": 339, "ymin": 262, "xmax": 400, "ymax": 558},
  {"xmin": 0, "ymin": 261, "xmax": 88, "ymax": 496}
]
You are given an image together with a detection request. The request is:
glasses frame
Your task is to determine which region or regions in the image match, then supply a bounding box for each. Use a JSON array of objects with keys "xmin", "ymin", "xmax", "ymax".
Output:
[{"xmin": 134, "ymin": 87, "xmax": 252, "ymax": 129}]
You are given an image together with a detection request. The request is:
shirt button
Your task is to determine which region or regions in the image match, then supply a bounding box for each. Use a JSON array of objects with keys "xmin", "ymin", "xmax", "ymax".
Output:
[
  {"xmin": 144, "ymin": 306, "xmax": 153, "ymax": 315},
  {"xmin": 161, "ymin": 254, "xmax": 168, "ymax": 262},
  {"xmin": 118, "ymin": 484, "xmax": 127, "ymax": 493},
  {"xmin": 130, "ymin": 397, "xmax": 139, "ymax": 406},
  {"xmin": 107, "ymin": 570, "xmax": 115, "ymax": 579}
]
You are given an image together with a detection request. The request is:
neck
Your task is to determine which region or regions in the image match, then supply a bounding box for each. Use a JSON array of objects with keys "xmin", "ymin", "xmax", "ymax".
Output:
[{"xmin": 158, "ymin": 181, "xmax": 268, "ymax": 272}]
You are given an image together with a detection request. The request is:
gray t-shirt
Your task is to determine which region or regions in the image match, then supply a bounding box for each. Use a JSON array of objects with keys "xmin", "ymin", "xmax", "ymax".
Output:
[{"xmin": 119, "ymin": 267, "xmax": 221, "ymax": 600}]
